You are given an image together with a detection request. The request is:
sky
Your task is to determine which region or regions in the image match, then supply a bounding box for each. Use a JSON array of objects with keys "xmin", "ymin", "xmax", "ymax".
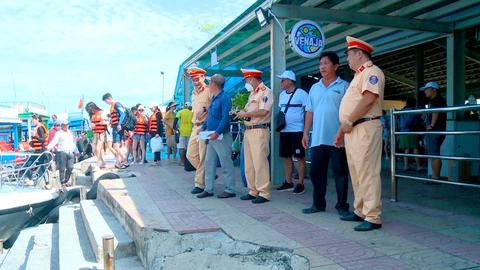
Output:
[{"xmin": 0, "ymin": 0, "xmax": 256, "ymax": 115}]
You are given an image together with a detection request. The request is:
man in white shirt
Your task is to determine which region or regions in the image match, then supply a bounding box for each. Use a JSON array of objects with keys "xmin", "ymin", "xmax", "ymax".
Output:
[
  {"xmin": 47, "ymin": 120, "xmax": 79, "ymax": 186},
  {"xmin": 275, "ymin": 70, "xmax": 309, "ymax": 194}
]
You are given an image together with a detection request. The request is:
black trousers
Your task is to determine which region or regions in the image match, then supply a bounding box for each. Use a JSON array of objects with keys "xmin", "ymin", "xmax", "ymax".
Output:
[
  {"xmin": 56, "ymin": 151, "xmax": 74, "ymax": 184},
  {"xmin": 310, "ymin": 145, "xmax": 349, "ymax": 212},
  {"xmin": 154, "ymin": 151, "xmax": 161, "ymax": 162}
]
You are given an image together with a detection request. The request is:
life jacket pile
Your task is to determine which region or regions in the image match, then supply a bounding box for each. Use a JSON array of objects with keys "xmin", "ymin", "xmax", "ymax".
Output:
[
  {"xmin": 32, "ymin": 123, "xmax": 48, "ymax": 152},
  {"xmin": 91, "ymin": 111, "xmax": 107, "ymax": 134},
  {"xmin": 134, "ymin": 115, "xmax": 148, "ymax": 135}
]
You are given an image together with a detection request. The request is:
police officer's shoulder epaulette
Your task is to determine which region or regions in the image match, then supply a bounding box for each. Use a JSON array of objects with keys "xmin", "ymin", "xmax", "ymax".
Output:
[
  {"xmin": 365, "ymin": 62, "xmax": 373, "ymax": 68},
  {"xmin": 258, "ymin": 85, "xmax": 267, "ymax": 92}
]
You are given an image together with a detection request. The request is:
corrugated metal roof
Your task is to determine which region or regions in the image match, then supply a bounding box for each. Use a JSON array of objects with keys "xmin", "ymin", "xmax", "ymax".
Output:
[{"xmin": 175, "ymin": 0, "xmax": 480, "ymax": 101}]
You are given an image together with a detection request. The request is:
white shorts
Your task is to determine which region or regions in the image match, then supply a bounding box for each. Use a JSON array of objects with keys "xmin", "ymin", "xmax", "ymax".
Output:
[{"xmin": 178, "ymin": 136, "xmax": 189, "ymax": 149}]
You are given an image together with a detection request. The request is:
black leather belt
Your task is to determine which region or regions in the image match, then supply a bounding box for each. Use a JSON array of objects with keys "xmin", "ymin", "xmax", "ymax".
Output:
[
  {"xmin": 245, "ymin": 124, "xmax": 270, "ymax": 130},
  {"xmin": 353, "ymin": 117, "xmax": 380, "ymax": 127}
]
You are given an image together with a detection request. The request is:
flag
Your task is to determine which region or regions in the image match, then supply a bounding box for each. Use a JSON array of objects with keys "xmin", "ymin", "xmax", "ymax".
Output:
[{"xmin": 77, "ymin": 98, "xmax": 84, "ymax": 110}]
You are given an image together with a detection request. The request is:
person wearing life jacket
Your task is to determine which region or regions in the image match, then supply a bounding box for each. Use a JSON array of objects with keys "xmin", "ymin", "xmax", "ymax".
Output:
[
  {"xmin": 132, "ymin": 105, "xmax": 149, "ymax": 164},
  {"xmin": 86, "ymin": 102, "xmax": 107, "ymax": 169},
  {"xmin": 31, "ymin": 114, "xmax": 48, "ymax": 153},
  {"xmin": 102, "ymin": 93, "xmax": 128, "ymax": 169},
  {"xmin": 24, "ymin": 114, "xmax": 50, "ymax": 185},
  {"xmin": 149, "ymin": 102, "xmax": 163, "ymax": 165}
]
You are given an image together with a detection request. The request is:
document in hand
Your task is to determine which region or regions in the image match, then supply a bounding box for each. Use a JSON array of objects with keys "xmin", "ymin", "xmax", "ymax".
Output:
[{"xmin": 198, "ymin": 131, "xmax": 223, "ymax": 141}]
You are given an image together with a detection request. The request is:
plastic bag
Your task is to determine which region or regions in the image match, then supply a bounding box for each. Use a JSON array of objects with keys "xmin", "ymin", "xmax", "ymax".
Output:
[{"xmin": 150, "ymin": 136, "xmax": 163, "ymax": 152}]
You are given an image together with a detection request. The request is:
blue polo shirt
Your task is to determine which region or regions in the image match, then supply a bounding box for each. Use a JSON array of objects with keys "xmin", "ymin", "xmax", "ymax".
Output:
[
  {"xmin": 306, "ymin": 77, "xmax": 349, "ymax": 147},
  {"xmin": 202, "ymin": 91, "xmax": 231, "ymax": 134}
]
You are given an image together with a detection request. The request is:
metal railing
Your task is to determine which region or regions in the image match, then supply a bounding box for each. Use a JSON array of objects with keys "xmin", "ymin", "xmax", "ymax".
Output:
[{"xmin": 390, "ymin": 104, "xmax": 480, "ymax": 201}]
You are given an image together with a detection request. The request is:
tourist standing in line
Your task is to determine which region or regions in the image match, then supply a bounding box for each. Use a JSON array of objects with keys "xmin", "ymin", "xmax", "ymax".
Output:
[
  {"xmin": 302, "ymin": 52, "xmax": 350, "ymax": 216},
  {"xmin": 149, "ymin": 102, "xmax": 163, "ymax": 165},
  {"xmin": 275, "ymin": 70, "xmax": 308, "ymax": 195},
  {"xmin": 235, "ymin": 68, "xmax": 273, "ymax": 204},
  {"xmin": 164, "ymin": 101, "xmax": 178, "ymax": 160},
  {"xmin": 334, "ymin": 36, "xmax": 385, "ymax": 231},
  {"xmin": 398, "ymin": 97, "xmax": 423, "ymax": 171},
  {"xmin": 133, "ymin": 105, "xmax": 148, "ymax": 164},
  {"xmin": 177, "ymin": 102, "xmax": 193, "ymax": 166},
  {"xmin": 420, "ymin": 81, "xmax": 447, "ymax": 181},
  {"xmin": 186, "ymin": 67, "xmax": 212, "ymax": 194},
  {"xmin": 196, "ymin": 74, "xmax": 236, "ymax": 199}
]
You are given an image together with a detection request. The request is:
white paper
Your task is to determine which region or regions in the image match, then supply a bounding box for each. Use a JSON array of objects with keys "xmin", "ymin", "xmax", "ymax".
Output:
[{"xmin": 199, "ymin": 131, "xmax": 223, "ymax": 141}]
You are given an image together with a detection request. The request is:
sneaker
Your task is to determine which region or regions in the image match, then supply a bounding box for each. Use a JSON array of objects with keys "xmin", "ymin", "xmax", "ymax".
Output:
[
  {"xmin": 276, "ymin": 181, "xmax": 294, "ymax": 191},
  {"xmin": 293, "ymin": 184, "xmax": 305, "ymax": 194}
]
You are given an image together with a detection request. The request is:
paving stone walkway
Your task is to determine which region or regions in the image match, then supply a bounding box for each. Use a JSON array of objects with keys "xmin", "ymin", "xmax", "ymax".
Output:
[{"xmin": 104, "ymin": 159, "xmax": 480, "ymax": 270}]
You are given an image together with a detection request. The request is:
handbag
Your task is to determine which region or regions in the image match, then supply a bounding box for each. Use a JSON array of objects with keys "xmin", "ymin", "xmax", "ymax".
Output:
[{"xmin": 275, "ymin": 89, "xmax": 296, "ymax": 132}]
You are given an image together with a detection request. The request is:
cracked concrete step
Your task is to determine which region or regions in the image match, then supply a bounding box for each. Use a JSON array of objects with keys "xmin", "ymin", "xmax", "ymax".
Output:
[
  {"xmin": 0, "ymin": 223, "xmax": 59, "ymax": 270},
  {"xmin": 59, "ymin": 204, "xmax": 101, "ymax": 270},
  {"xmin": 80, "ymin": 199, "xmax": 136, "ymax": 262}
]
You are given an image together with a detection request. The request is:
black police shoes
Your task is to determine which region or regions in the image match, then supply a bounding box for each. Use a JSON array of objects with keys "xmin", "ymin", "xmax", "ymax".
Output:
[
  {"xmin": 252, "ymin": 196, "xmax": 269, "ymax": 204},
  {"xmin": 302, "ymin": 205, "xmax": 325, "ymax": 214},
  {"xmin": 354, "ymin": 221, "xmax": 382, "ymax": 231},
  {"xmin": 191, "ymin": 187, "xmax": 204, "ymax": 194},
  {"xmin": 240, "ymin": 194, "xmax": 256, "ymax": 200},
  {"xmin": 340, "ymin": 212, "xmax": 364, "ymax": 222}
]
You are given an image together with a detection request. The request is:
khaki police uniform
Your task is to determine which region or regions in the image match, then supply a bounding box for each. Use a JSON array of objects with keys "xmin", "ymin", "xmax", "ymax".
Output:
[
  {"xmin": 186, "ymin": 69, "xmax": 212, "ymax": 189},
  {"xmin": 243, "ymin": 82, "xmax": 274, "ymax": 200},
  {"xmin": 339, "ymin": 58, "xmax": 385, "ymax": 224}
]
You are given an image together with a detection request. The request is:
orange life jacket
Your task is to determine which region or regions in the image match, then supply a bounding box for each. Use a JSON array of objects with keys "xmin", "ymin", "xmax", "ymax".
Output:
[
  {"xmin": 91, "ymin": 111, "xmax": 107, "ymax": 134},
  {"xmin": 110, "ymin": 103, "xmax": 119, "ymax": 125},
  {"xmin": 149, "ymin": 111, "xmax": 160, "ymax": 133},
  {"xmin": 134, "ymin": 115, "xmax": 148, "ymax": 135},
  {"xmin": 32, "ymin": 124, "xmax": 48, "ymax": 152}
]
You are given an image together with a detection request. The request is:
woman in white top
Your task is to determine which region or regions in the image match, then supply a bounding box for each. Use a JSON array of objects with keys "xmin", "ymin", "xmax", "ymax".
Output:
[{"xmin": 47, "ymin": 120, "xmax": 79, "ymax": 187}]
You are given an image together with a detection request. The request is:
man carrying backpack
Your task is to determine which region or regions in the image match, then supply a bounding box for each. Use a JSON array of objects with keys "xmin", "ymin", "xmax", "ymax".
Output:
[{"xmin": 102, "ymin": 93, "xmax": 129, "ymax": 169}]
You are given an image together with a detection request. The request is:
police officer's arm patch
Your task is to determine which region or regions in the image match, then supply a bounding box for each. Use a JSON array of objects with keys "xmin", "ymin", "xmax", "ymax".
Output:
[
  {"xmin": 369, "ymin": 75, "xmax": 379, "ymax": 85},
  {"xmin": 262, "ymin": 96, "xmax": 268, "ymax": 103}
]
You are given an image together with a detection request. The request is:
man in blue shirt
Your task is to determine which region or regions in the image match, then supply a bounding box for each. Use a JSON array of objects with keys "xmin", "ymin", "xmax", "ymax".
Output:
[
  {"xmin": 197, "ymin": 74, "xmax": 236, "ymax": 199},
  {"xmin": 302, "ymin": 51, "xmax": 350, "ymax": 216}
]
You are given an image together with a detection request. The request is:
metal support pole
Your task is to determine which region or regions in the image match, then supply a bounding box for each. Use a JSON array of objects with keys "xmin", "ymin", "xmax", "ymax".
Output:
[
  {"xmin": 0, "ymin": 240, "xmax": 3, "ymax": 254},
  {"xmin": 103, "ymin": 235, "xmax": 115, "ymax": 270},
  {"xmin": 270, "ymin": 19, "xmax": 286, "ymax": 186},
  {"xmin": 414, "ymin": 44, "xmax": 424, "ymax": 107},
  {"xmin": 80, "ymin": 187, "xmax": 87, "ymax": 201},
  {"xmin": 390, "ymin": 110, "xmax": 397, "ymax": 202}
]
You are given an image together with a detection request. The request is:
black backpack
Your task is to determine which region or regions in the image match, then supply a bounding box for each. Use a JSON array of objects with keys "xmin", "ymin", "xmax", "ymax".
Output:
[{"xmin": 122, "ymin": 107, "xmax": 137, "ymax": 131}]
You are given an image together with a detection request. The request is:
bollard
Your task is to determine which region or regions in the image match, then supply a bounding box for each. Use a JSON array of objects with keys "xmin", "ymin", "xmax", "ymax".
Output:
[
  {"xmin": 103, "ymin": 235, "xmax": 115, "ymax": 270},
  {"xmin": 0, "ymin": 240, "xmax": 3, "ymax": 254},
  {"xmin": 80, "ymin": 187, "xmax": 87, "ymax": 201}
]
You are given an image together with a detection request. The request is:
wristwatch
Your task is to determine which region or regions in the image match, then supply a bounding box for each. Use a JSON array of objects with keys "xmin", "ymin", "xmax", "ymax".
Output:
[{"xmin": 343, "ymin": 119, "xmax": 353, "ymax": 127}]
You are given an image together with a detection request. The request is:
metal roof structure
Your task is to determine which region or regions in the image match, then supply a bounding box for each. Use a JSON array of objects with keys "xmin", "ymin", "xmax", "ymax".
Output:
[
  {"xmin": 175, "ymin": 0, "xmax": 480, "ymax": 102},
  {"xmin": 174, "ymin": 0, "xmax": 480, "ymax": 185}
]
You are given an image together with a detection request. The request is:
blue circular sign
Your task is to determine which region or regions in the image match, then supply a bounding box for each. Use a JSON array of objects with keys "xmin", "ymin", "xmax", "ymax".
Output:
[{"xmin": 290, "ymin": 20, "xmax": 325, "ymax": 58}]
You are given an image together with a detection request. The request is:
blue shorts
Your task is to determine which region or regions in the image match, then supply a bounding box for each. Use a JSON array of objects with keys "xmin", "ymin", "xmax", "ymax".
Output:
[
  {"xmin": 133, "ymin": 134, "xmax": 146, "ymax": 141},
  {"xmin": 112, "ymin": 127, "xmax": 123, "ymax": 144},
  {"xmin": 426, "ymin": 134, "xmax": 445, "ymax": 156}
]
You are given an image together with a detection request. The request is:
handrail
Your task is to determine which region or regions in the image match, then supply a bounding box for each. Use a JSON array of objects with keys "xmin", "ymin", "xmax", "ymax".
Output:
[
  {"xmin": 390, "ymin": 104, "xmax": 480, "ymax": 202},
  {"xmin": 392, "ymin": 104, "xmax": 480, "ymax": 114},
  {"xmin": 0, "ymin": 151, "xmax": 54, "ymax": 189}
]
